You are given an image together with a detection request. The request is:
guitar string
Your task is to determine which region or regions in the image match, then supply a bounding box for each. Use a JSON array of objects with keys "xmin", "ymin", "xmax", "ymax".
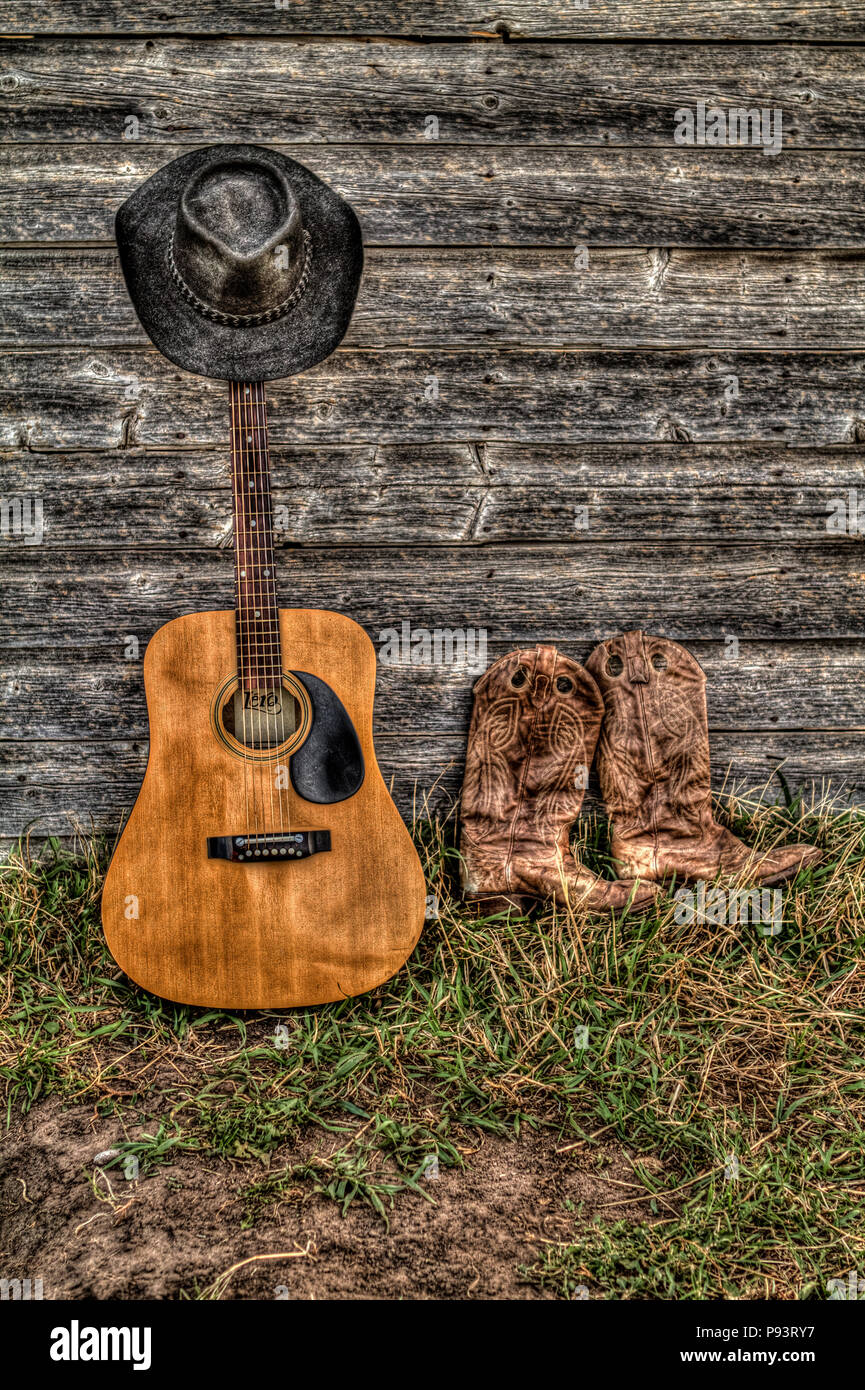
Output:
[
  {"xmin": 233, "ymin": 382, "xmax": 290, "ymax": 854},
  {"xmin": 243, "ymin": 382, "xmax": 260, "ymax": 847},
  {"xmin": 249, "ymin": 380, "xmax": 278, "ymax": 842},
  {"xmin": 241, "ymin": 382, "xmax": 261, "ymax": 847},
  {"xmin": 242, "ymin": 381, "xmax": 262, "ymax": 847},
  {"xmin": 257, "ymin": 381, "xmax": 288, "ymax": 840},
  {"xmin": 237, "ymin": 383, "xmax": 258, "ymax": 845},
  {"xmin": 242, "ymin": 382, "xmax": 267, "ymax": 848},
  {"xmin": 230, "ymin": 382, "xmax": 252, "ymax": 849},
  {"xmin": 250, "ymin": 382, "xmax": 277, "ymax": 846}
]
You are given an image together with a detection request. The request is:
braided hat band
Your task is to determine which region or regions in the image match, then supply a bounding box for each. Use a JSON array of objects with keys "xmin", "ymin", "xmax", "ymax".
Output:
[{"xmin": 167, "ymin": 229, "xmax": 313, "ymax": 328}]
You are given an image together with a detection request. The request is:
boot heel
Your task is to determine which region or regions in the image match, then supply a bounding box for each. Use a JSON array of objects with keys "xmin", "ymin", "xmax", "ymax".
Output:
[{"xmin": 464, "ymin": 892, "xmax": 536, "ymax": 918}]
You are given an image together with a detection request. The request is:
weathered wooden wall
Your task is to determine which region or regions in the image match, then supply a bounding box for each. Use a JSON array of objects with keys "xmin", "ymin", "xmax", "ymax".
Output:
[{"xmin": 2, "ymin": 5, "xmax": 865, "ymax": 840}]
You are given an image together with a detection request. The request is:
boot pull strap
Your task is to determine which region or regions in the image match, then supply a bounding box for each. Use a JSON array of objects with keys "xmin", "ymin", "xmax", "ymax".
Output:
[
  {"xmin": 532, "ymin": 643, "xmax": 559, "ymax": 698},
  {"xmin": 622, "ymin": 630, "xmax": 650, "ymax": 684}
]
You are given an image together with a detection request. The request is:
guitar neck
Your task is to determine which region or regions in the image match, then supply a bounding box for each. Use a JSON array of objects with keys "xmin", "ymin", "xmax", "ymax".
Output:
[{"xmin": 229, "ymin": 380, "xmax": 282, "ymax": 691}]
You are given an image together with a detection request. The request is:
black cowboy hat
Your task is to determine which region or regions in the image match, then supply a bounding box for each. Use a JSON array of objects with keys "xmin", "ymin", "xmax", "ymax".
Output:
[{"xmin": 115, "ymin": 144, "xmax": 363, "ymax": 381}]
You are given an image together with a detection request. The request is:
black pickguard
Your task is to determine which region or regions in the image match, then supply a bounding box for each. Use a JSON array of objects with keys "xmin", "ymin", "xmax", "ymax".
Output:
[{"xmin": 289, "ymin": 671, "xmax": 365, "ymax": 804}]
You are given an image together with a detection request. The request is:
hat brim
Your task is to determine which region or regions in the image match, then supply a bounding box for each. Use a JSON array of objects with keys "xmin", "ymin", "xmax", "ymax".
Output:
[{"xmin": 115, "ymin": 144, "xmax": 363, "ymax": 382}]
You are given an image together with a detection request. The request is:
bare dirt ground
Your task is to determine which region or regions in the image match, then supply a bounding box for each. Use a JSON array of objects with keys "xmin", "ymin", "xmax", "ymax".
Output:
[{"xmin": 0, "ymin": 1099, "xmax": 653, "ymax": 1300}]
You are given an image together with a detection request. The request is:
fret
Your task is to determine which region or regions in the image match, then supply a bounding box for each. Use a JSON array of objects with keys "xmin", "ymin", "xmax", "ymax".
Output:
[
  {"xmin": 230, "ymin": 380, "xmax": 283, "ymax": 691},
  {"xmin": 234, "ymin": 639, "xmax": 286, "ymax": 649}
]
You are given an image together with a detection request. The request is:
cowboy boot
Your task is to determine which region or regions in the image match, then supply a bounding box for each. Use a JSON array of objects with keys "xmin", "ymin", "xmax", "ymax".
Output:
[
  {"xmin": 459, "ymin": 644, "xmax": 660, "ymax": 914},
  {"xmin": 585, "ymin": 631, "xmax": 821, "ymax": 886}
]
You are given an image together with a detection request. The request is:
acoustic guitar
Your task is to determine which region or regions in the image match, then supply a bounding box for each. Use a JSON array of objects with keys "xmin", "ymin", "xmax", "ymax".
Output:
[{"xmin": 102, "ymin": 381, "xmax": 426, "ymax": 1007}]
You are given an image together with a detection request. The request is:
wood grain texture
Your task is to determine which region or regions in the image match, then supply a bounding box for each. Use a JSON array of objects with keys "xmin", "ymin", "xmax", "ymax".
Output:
[
  {"xmin": 1, "ymin": 2, "xmax": 863, "ymax": 40},
  {"xmin": 3, "ymin": 40, "xmax": 864, "ymax": 147},
  {"xmin": 4, "ymin": 348, "xmax": 865, "ymax": 448},
  {"xmin": 3, "ymin": 443, "xmax": 864, "ymax": 545},
  {"xmin": 100, "ymin": 606, "xmax": 426, "ymax": 1006},
  {"xmin": 3, "ymin": 144, "xmax": 864, "ymax": 248},
  {"xmin": 6, "ymin": 730, "xmax": 864, "ymax": 847},
  {"xmin": 3, "ymin": 544, "xmax": 864, "ymax": 649},
  {"xmin": 4, "ymin": 640, "xmax": 865, "ymax": 743},
  {"xmin": 2, "ymin": 17, "xmax": 865, "ymax": 845},
  {"xmin": 7, "ymin": 247, "xmax": 865, "ymax": 350}
]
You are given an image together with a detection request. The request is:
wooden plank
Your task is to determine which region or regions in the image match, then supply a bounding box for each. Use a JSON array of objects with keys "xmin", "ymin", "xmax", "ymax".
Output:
[
  {"xmin": 2, "ymin": 545, "xmax": 863, "ymax": 653},
  {"xmin": 1, "ymin": 2, "xmax": 863, "ymax": 41},
  {"xmin": 3, "ymin": 444, "xmax": 865, "ymax": 545},
  {"xmin": 2, "ymin": 729, "xmax": 862, "ymax": 843},
  {"xmin": 4, "ymin": 40, "xmax": 865, "ymax": 147},
  {"xmin": 3, "ymin": 145, "xmax": 863, "ymax": 248},
  {"xmin": 3, "ymin": 348, "xmax": 865, "ymax": 448},
  {"xmin": 7, "ymin": 247, "xmax": 865, "ymax": 351},
  {"xmin": 3, "ymin": 640, "xmax": 865, "ymax": 743},
  {"xmin": 479, "ymin": 444, "xmax": 865, "ymax": 541}
]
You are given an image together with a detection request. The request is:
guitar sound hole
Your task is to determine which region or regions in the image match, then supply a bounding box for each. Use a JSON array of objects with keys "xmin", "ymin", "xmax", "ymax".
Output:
[{"xmin": 220, "ymin": 683, "xmax": 301, "ymax": 750}]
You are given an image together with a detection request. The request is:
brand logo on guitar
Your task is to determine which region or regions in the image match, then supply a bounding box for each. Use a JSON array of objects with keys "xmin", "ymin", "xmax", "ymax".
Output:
[{"xmin": 244, "ymin": 691, "xmax": 282, "ymax": 713}]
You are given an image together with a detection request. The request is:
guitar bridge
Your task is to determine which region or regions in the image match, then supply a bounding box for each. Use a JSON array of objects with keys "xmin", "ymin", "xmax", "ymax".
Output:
[{"xmin": 207, "ymin": 830, "xmax": 331, "ymax": 863}]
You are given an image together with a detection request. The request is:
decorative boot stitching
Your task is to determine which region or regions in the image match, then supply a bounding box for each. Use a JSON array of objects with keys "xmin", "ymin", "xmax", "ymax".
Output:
[
  {"xmin": 632, "ymin": 632, "xmax": 660, "ymax": 878},
  {"xmin": 503, "ymin": 645, "xmax": 548, "ymax": 891}
]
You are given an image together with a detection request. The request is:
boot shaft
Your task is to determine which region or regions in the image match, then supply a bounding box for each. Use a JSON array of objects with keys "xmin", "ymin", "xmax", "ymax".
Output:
[
  {"xmin": 461, "ymin": 644, "xmax": 604, "ymax": 852},
  {"xmin": 586, "ymin": 630, "xmax": 714, "ymax": 837},
  {"xmin": 586, "ymin": 630, "xmax": 821, "ymax": 886}
]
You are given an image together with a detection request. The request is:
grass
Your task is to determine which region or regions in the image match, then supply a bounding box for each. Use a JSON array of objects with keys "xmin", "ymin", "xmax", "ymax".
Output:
[{"xmin": 1, "ymin": 790, "xmax": 864, "ymax": 1298}]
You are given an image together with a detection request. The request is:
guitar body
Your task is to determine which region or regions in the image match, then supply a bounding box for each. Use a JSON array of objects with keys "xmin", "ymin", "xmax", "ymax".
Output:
[{"xmin": 102, "ymin": 606, "xmax": 426, "ymax": 1008}]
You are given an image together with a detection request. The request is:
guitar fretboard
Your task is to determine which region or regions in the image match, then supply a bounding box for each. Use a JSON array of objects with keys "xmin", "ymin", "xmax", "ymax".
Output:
[{"xmin": 229, "ymin": 381, "xmax": 282, "ymax": 691}]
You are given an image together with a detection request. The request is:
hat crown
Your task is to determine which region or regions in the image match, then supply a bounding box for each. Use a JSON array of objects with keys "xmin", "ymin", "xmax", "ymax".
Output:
[{"xmin": 172, "ymin": 154, "xmax": 306, "ymax": 316}]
